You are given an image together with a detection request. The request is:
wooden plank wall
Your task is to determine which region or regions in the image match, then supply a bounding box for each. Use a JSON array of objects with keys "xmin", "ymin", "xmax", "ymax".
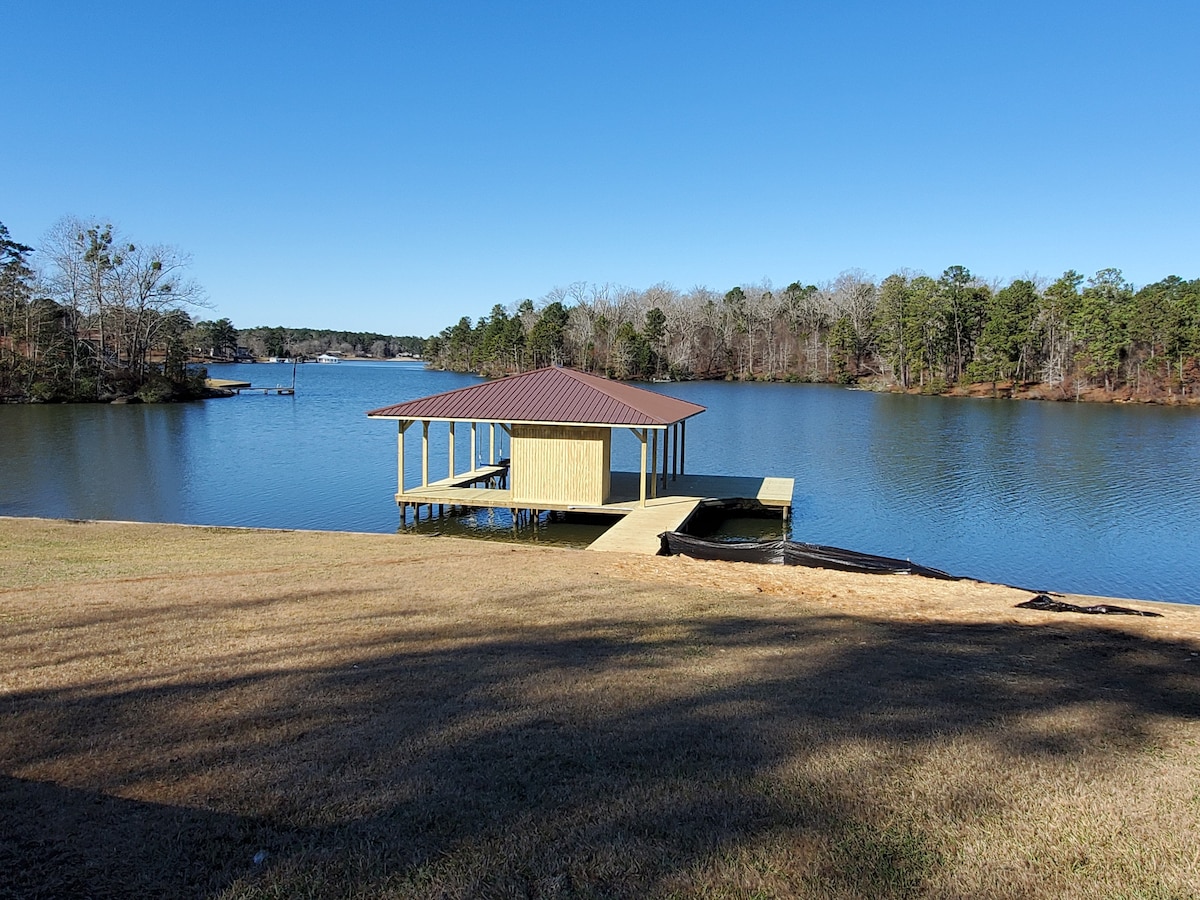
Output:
[{"xmin": 511, "ymin": 425, "xmax": 611, "ymax": 505}]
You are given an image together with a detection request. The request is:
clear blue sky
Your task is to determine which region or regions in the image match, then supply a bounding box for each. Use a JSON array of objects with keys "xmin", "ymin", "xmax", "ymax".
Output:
[{"xmin": 6, "ymin": 1, "xmax": 1198, "ymax": 336}]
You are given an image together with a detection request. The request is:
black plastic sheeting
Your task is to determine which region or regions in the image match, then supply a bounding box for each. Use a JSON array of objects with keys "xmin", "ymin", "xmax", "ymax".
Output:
[
  {"xmin": 657, "ymin": 534, "xmax": 1167, "ymax": 617},
  {"xmin": 658, "ymin": 532, "xmax": 956, "ymax": 580},
  {"xmin": 1014, "ymin": 593, "xmax": 1163, "ymax": 617}
]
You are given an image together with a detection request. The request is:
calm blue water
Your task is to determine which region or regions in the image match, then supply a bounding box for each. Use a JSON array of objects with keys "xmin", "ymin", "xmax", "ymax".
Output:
[{"xmin": 2, "ymin": 362, "xmax": 1198, "ymax": 605}]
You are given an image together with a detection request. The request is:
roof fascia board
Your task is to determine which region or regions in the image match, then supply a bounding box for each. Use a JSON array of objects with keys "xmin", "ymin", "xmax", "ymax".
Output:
[{"xmin": 367, "ymin": 413, "xmax": 701, "ymax": 428}]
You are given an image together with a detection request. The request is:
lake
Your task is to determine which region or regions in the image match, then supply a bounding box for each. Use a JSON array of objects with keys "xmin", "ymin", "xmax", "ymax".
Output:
[{"xmin": 3, "ymin": 361, "xmax": 1198, "ymax": 605}]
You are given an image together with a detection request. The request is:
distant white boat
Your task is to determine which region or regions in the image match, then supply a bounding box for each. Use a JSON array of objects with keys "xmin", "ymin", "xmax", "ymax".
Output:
[
  {"xmin": 316, "ymin": 352, "xmax": 342, "ymax": 364},
  {"xmin": 267, "ymin": 356, "xmax": 296, "ymax": 364}
]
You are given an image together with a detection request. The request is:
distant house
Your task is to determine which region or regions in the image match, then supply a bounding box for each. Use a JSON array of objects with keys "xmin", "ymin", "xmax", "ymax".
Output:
[{"xmin": 316, "ymin": 352, "xmax": 343, "ymax": 364}]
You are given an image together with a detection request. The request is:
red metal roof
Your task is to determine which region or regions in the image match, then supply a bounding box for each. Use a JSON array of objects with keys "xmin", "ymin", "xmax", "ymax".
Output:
[{"xmin": 366, "ymin": 366, "xmax": 705, "ymax": 426}]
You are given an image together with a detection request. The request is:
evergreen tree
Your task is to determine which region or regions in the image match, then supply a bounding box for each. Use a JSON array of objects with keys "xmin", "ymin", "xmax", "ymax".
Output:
[
  {"xmin": 1072, "ymin": 269, "xmax": 1132, "ymax": 391},
  {"xmin": 973, "ymin": 279, "xmax": 1039, "ymax": 387},
  {"xmin": 527, "ymin": 301, "xmax": 569, "ymax": 367},
  {"xmin": 0, "ymin": 222, "xmax": 37, "ymax": 397}
]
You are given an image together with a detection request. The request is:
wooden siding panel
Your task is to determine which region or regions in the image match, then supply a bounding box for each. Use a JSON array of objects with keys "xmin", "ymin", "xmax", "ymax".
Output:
[{"xmin": 511, "ymin": 425, "xmax": 611, "ymax": 506}]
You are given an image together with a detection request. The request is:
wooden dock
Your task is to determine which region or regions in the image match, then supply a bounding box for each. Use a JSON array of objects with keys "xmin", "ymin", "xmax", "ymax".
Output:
[
  {"xmin": 371, "ymin": 366, "xmax": 792, "ymax": 557},
  {"xmin": 586, "ymin": 496, "xmax": 705, "ymax": 554},
  {"xmin": 587, "ymin": 473, "xmax": 793, "ymax": 554},
  {"xmin": 397, "ymin": 464, "xmax": 510, "ymax": 518},
  {"xmin": 205, "ymin": 378, "xmax": 294, "ymax": 395},
  {"xmin": 395, "ymin": 470, "xmax": 794, "ymax": 555}
]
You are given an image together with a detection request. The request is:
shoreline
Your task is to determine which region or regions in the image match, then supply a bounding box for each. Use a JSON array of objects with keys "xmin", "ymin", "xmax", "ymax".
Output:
[
  {"xmin": 4, "ymin": 513, "xmax": 1195, "ymax": 614},
  {"xmin": 429, "ymin": 364, "xmax": 1200, "ymax": 408},
  {"xmin": 890, "ymin": 378, "xmax": 1200, "ymax": 407}
]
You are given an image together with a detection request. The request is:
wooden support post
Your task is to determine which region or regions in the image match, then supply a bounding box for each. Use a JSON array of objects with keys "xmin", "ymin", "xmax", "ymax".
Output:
[
  {"xmin": 681, "ymin": 420, "xmax": 687, "ymax": 476},
  {"xmin": 471, "ymin": 421, "xmax": 477, "ymax": 469},
  {"xmin": 398, "ymin": 421, "xmax": 411, "ymax": 496},
  {"xmin": 421, "ymin": 421, "xmax": 430, "ymax": 486},
  {"xmin": 672, "ymin": 422, "xmax": 679, "ymax": 481},
  {"xmin": 489, "ymin": 423, "xmax": 496, "ymax": 465},
  {"xmin": 661, "ymin": 426, "xmax": 668, "ymax": 490},
  {"xmin": 638, "ymin": 428, "xmax": 648, "ymax": 507},
  {"xmin": 651, "ymin": 429, "xmax": 659, "ymax": 499},
  {"xmin": 448, "ymin": 421, "xmax": 456, "ymax": 479}
]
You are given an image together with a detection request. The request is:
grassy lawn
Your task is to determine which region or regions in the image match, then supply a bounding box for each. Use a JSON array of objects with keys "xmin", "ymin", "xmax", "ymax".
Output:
[{"xmin": 2, "ymin": 517, "xmax": 1198, "ymax": 899}]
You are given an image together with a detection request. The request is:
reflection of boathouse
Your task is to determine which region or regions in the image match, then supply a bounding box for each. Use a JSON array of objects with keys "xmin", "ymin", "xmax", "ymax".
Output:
[{"xmin": 366, "ymin": 366, "xmax": 793, "ymax": 553}]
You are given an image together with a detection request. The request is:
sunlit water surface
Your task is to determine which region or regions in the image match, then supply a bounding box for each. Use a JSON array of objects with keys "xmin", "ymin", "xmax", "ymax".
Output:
[{"xmin": 3, "ymin": 362, "xmax": 1198, "ymax": 604}]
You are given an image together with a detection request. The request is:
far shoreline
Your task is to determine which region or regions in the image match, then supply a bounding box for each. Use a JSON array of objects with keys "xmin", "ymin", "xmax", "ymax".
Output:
[{"xmin": 425, "ymin": 363, "xmax": 1200, "ymax": 409}]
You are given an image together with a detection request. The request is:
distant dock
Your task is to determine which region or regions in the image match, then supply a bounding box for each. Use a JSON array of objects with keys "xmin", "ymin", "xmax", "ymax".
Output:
[{"xmin": 206, "ymin": 378, "xmax": 295, "ymax": 395}]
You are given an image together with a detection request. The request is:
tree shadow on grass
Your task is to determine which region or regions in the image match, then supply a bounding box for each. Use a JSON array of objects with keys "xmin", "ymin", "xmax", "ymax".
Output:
[
  {"xmin": 3, "ymin": 605, "xmax": 1199, "ymax": 898},
  {"xmin": 0, "ymin": 775, "xmax": 279, "ymax": 899}
]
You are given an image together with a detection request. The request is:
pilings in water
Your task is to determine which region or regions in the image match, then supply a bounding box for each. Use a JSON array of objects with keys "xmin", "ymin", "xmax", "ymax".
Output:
[
  {"xmin": 393, "ymin": 472, "xmax": 794, "ymax": 548},
  {"xmin": 398, "ymin": 500, "xmax": 545, "ymax": 532}
]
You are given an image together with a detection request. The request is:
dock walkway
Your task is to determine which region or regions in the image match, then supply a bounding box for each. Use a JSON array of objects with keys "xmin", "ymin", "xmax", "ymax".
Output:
[
  {"xmin": 587, "ymin": 473, "xmax": 793, "ymax": 554},
  {"xmin": 586, "ymin": 496, "xmax": 705, "ymax": 554}
]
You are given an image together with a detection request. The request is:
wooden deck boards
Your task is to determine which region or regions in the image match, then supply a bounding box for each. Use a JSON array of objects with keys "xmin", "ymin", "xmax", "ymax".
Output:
[
  {"xmin": 205, "ymin": 378, "xmax": 251, "ymax": 389},
  {"xmin": 395, "ymin": 471, "xmax": 795, "ymax": 555},
  {"xmin": 608, "ymin": 472, "xmax": 794, "ymax": 508},
  {"xmin": 586, "ymin": 497, "xmax": 704, "ymax": 554},
  {"xmin": 588, "ymin": 474, "xmax": 793, "ymax": 554},
  {"xmin": 421, "ymin": 464, "xmax": 509, "ymax": 490},
  {"xmin": 398, "ymin": 473, "xmax": 791, "ymax": 511}
]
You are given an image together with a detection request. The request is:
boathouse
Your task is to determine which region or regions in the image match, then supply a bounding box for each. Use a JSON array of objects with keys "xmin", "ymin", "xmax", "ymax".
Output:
[{"xmin": 366, "ymin": 366, "xmax": 793, "ymax": 553}]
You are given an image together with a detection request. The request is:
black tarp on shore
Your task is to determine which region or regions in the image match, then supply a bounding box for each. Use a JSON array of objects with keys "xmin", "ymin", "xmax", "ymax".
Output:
[{"xmin": 658, "ymin": 532, "xmax": 957, "ymax": 580}]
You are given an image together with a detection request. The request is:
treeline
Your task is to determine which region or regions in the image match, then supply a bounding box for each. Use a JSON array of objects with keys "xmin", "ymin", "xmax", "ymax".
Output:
[
  {"xmin": 1, "ymin": 217, "xmax": 208, "ymax": 402},
  {"xmin": 425, "ymin": 268, "xmax": 1200, "ymax": 401},
  {"xmin": 1, "ymin": 216, "xmax": 427, "ymax": 403},
  {"xmin": 235, "ymin": 326, "xmax": 424, "ymax": 360},
  {"xmin": 186, "ymin": 318, "xmax": 423, "ymax": 360},
  {"xmin": 179, "ymin": 318, "xmax": 425, "ymax": 361}
]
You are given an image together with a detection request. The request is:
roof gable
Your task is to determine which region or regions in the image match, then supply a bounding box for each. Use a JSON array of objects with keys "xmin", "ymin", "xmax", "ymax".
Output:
[{"xmin": 366, "ymin": 367, "xmax": 705, "ymax": 427}]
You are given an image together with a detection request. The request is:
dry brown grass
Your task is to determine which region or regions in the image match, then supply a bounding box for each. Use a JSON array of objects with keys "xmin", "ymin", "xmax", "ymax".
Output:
[{"xmin": 2, "ymin": 516, "xmax": 1199, "ymax": 899}]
